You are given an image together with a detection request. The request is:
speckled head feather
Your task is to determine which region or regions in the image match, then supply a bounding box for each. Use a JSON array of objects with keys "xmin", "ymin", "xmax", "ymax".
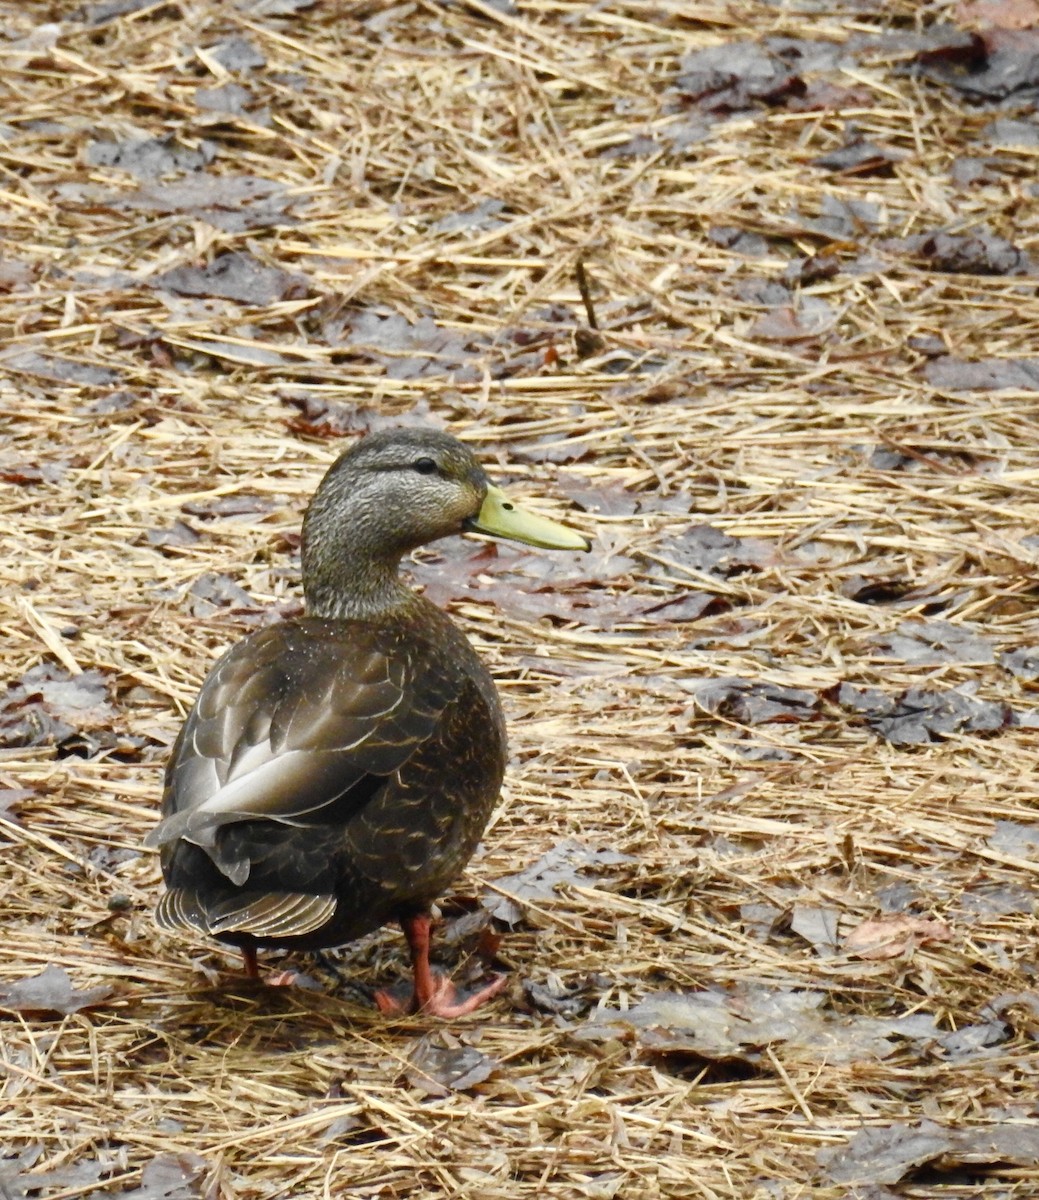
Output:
[{"xmin": 301, "ymin": 428, "xmax": 490, "ymax": 619}]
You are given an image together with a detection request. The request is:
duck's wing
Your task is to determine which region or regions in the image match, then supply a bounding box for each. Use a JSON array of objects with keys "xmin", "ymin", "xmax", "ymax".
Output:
[{"xmin": 145, "ymin": 617, "xmax": 459, "ymax": 884}]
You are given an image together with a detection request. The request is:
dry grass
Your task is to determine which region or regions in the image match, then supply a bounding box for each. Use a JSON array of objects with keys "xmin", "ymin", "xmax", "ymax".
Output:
[{"xmin": 2, "ymin": 0, "xmax": 1039, "ymax": 1196}]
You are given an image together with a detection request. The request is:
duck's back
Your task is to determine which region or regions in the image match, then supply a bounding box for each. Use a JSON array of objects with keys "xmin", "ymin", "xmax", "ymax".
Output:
[{"xmin": 150, "ymin": 604, "xmax": 506, "ymax": 951}]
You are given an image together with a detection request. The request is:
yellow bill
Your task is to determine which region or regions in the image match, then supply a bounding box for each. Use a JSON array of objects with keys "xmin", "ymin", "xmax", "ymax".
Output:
[{"xmin": 467, "ymin": 485, "xmax": 590, "ymax": 551}]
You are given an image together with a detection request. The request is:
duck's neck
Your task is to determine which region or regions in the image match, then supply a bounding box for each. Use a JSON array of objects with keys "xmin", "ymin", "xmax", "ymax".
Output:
[
  {"xmin": 300, "ymin": 493, "xmax": 421, "ymax": 621},
  {"xmin": 302, "ymin": 552, "xmax": 419, "ymax": 621}
]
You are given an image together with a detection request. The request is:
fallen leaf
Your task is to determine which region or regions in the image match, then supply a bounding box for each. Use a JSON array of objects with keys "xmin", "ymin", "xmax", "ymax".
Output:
[
  {"xmin": 485, "ymin": 839, "xmax": 632, "ymax": 925},
  {"xmin": 690, "ymin": 677, "xmax": 818, "ymax": 725},
  {"xmin": 116, "ymin": 175, "xmax": 294, "ymax": 233},
  {"xmin": 916, "ymin": 229, "xmax": 1031, "ymax": 275},
  {"xmin": 153, "ymin": 251, "xmax": 308, "ymax": 305},
  {"xmin": 675, "ymin": 41, "xmax": 807, "ymax": 111},
  {"xmin": 1001, "ymin": 646, "xmax": 1039, "ymax": 679},
  {"xmin": 749, "ymin": 299, "xmax": 836, "ymax": 341},
  {"xmin": 109, "ymin": 1152, "xmax": 208, "ymax": 1199},
  {"xmin": 843, "ymin": 915, "xmax": 953, "ymax": 960},
  {"xmin": 0, "ymin": 964, "xmax": 113, "ymax": 1015},
  {"xmin": 206, "ymin": 35, "xmax": 266, "ymax": 72},
  {"xmin": 987, "ymin": 820, "xmax": 1039, "ymax": 857},
  {"xmin": 652, "ymin": 523, "xmax": 772, "ymax": 578},
  {"xmin": 819, "ymin": 1121, "xmax": 956, "ymax": 1186},
  {"xmin": 791, "ymin": 905, "xmax": 840, "ymax": 952},
  {"xmin": 405, "ymin": 1039, "xmax": 497, "ymax": 1096},
  {"xmin": 0, "ymin": 349, "xmax": 121, "ymax": 386},
  {"xmin": 188, "ymin": 573, "xmax": 257, "ymax": 617},
  {"xmin": 914, "ymin": 28, "xmax": 1039, "ymax": 100},
  {"xmin": 925, "ymin": 356, "xmax": 1039, "ymax": 391},
  {"xmin": 871, "ymin": 620, "xmax": 994, "ymax": 665},
  {"xmin": 813, "ymin": 136, "xmax": 903, "ymax": 176},
  {"xmin": 819, "ymin": 1120, "xmax": 1039, "ymax": 1186},
  {"xmin": 86, "ymin": 135, "xmax": 215, "ymax": 179},
  {"xmin": 585, "ymin": 987, "xmax": 938, "ymax": 1066},
  {"xmin": 836, "ymin": 683, "xmax": 1010, "ymax": 745}
]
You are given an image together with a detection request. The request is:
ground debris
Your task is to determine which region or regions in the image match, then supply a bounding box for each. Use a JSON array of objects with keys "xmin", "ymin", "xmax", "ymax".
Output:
[
  {"xmin": 819, "ymin": 1120, "xmax": 1039, "ymax": 1186},
  {"xmin": 0, "ymin": 964, "xmax": 113, "ymax": 1015}
]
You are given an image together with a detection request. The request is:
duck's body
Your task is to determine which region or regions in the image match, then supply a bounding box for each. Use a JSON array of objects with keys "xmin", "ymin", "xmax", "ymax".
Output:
[{"xmin": 147, "ymin": 428, "xmax": 588, "ymax": 1016}]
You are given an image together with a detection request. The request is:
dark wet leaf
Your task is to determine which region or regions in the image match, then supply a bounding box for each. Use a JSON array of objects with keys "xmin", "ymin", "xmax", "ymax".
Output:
[
  {"xmin": 936, "ymin": 1017, "xmax": 1009, "ymax": 1057},
  {"xmin": 181, "ymin": 495, "xmax": 276, "ymax": 519},
  {"xmin": 925, "ymin": 356, "xmax": 1039, "ymax": 391},
  {"xmin": 675, "ymin": 41, "xmax": 806, "ymax": 111},
  {"xmin": 509, "ymin": 437, "xmax": 592, "ymax": 464},
  {"xmin": 958, "ymin": 882, "xmax": 1035, "ymax": 915},
  {"xmin": 207, "ymin": 36, "xmax": 266, "ymax": 72},
  {"xmin": 523, "ymin": 977, "xmax": 593, "ymax": 1019},
  {"xmin": 0, "ymin": 787, "xmax": 31, "ymax": 824},
  {"xmin": 0, "ymin": 459, "xmax": 68, "ymax": 486},
  {"xmin": 871, "ymin": 620, "xmax": 994, "ymax": 665},
  {"xmin": 146, "ymin": 521, "xmax": 201, "ymax": 549},
  {"xmin": 485, "ymin": 838, "xmax": 632, "ymax": 925},
  {"xmin": 749, "ymin": 299, "xmax": 835, "ymax": 341},
  {"xmin": 789, "ymin": 195, "xmax": 884, "ymax": 239},
  {"xmin": 0, "ymin": 964, "xmax": 113, "ymax": 1015},
  {"xmin": 195, "ymin": 83, "xmax": 256, "ymax": 116},
  {"xmin": 116, "ymin": 175, "xmax": 293, "ymax": 233},
  {"xmin": 790, "ymin": 905, "xmax": 840, "ymax": 952},
  {"xmin": 282, "ymin": 394, "xmax": 367, "ymax": 438},
  {"xmin": 0, "ymin": 349, "xmax": 121, "ymax": 386},
  {"xmin": 556, "ymin": 479, "xmax": 639, "ymax": 516},
  {"xmin": 739, "ymin": 903, "xmax": 784, "ymax": 940},
  {"xmin": 188, "ymin": 573, "xmax": 256, "ymax": 616},
  {"xmin": 0, "ymin": 665, "xmax": 114, "ymax": 751},
  {"xmin": 981, "ymin": 115, "xmax": 1039, "ymax": 145},
  {"xmin": 0, "ymin": 259, "xmax": 36, "ymax": 292},
  {"xmin": 691, "ymin": 677, "xmax": 818, "ymax": 725},
  {"xmin": 1001, "ymin": 646, "xmax": 1039, "ymax": 679},
  {"xmin": 587, "ymin": 987, "xmax": 937, "ymax": 1066},
  {"xmin": 914, "ymin": 229, "xmax": 1031, "ymax": 275},
  {"xmin": 323, "ymin": 306, "xmax": 489, "ymax": 381},
  {"xmin": 431, "ymin": 198, "xmax": 506, "ymax": 234},
  {"xmin": 820, "ymin": 1120, "xmax": 1039, "ymax": 1186},
  {"xmin": 913, "ymin": 28, "xmax": 1039, "ymax": 99},
  {"xmin": 641, "ymin": 591, "xmax": 721, "ymax": 624},
  {"xmin": 245, "ymin": 0, "xmax": 318, "ymax": 12},
  {"xmin": 154, "ymin": 251, "xmax": 308, "ymax": 305},
  {"xmin": 708, "ymin": 225, "xmax": 769, "ymax": 256},
  {"xmin": 653, "ymin": 523, "xmax": 771, "ymax": 579},
  {"xmin": 406, "ymin": 1039, "xmax": 497, "ymax": 1096},
  {"xmin": 819, "ymin": 1121, "xmax": 956, "ymax": 1186},
  {"xmin": 108, "ymin": 1152, "xmax": 208, "ymax": 1199},
  {"xmin": 600, "ymin": 135, "xmax": 660, "ymax": 159},
  {"xmin": 988, "ymin": 820, "xmax": 1039, "ymax": 857},
  {"xmin": 813, "ymin": 136, "xmax": 902, "ymax": 175},
  {"xmin": 843, "ymin": 915, "xmax": 952, "ymax": 960},
  {"xmin": 0, "ymin": 1154, "xmax": 105, "ymax": 1198},
  {"xmin": 86, "ymin": 136, "xmax": 215, "ymax": 179},
  {"xmin": 75, "ymin": 0, "xmax": 154, "ymax": 21},
  {"xmin": 836, "ymin": 682, "xmax": 1010, "ymax": 744},
  {"xmin": 784, "ymin": 253, "xmax": 841, "ymax": 285}
]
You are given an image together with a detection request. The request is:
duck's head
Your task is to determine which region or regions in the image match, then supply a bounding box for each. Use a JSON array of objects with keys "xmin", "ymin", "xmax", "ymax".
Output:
[{"xmin": 301, "ymin": 427, "xmax": 589, "ymax": 617}]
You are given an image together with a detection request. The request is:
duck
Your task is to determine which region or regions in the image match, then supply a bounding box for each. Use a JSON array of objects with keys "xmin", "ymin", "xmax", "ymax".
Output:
[{"xmin": 145, "ymin": 427, "xmax": 590, "ymax": 1017}]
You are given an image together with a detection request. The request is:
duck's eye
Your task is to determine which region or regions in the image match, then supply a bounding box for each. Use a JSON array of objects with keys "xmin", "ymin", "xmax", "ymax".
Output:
[{"xmin": 412, "ymin": 457, "xmax": 438, "ymax": 475}]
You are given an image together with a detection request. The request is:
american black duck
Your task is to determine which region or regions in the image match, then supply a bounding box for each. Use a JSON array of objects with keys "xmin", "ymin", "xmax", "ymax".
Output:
[{"xmin": 146, "ymin": 427, "xmax": 589, "ymax": 1016}]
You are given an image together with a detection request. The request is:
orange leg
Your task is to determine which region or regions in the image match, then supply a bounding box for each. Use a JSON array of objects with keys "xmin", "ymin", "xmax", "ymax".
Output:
[
  {"xmin": 375, "ymin": 910, "xmax": 507, "ymax": 1018},
  {"xmin": 242, "ymin": 943, "xmax": 260, "ymax": 978}
]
